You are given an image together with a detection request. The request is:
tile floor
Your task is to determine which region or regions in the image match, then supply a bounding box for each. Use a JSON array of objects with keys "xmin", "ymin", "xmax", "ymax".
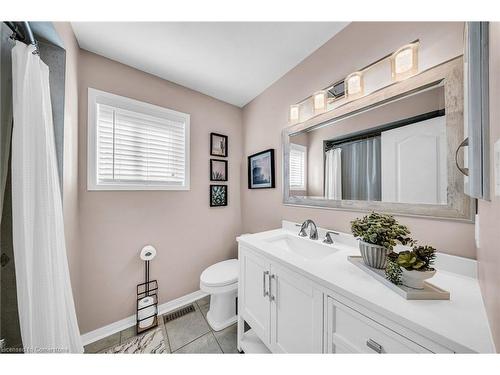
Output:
[{"xmin": 84, "ymin": 296, "xmax": 239, "ymax": 354}]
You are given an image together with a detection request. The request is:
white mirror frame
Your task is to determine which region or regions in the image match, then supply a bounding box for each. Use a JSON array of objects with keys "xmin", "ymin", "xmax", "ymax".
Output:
[{"xmin": 282, "ymin": 57, "xmax": 475, "ymax": 222}]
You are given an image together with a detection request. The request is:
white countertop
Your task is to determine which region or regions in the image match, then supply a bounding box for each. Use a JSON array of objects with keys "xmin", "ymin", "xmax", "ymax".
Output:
[{"xmin": 237, "ymin": 222, "xmax": 495, "ymax": 353}]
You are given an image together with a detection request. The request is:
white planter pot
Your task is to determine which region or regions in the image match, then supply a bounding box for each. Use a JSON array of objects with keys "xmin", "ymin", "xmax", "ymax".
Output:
[
  {"xmin": 401, "ymin": 268, "xmax": 436, "ymax": 289},
  {"xmin": 358, "ymin": 241, "xmax": 391, "ymax": 269}
]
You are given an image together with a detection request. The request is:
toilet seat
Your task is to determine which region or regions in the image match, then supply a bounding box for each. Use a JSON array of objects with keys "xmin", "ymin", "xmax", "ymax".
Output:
[{"xmin": 200, "ymin": 259, "xmax": 238, "ymax": 288}]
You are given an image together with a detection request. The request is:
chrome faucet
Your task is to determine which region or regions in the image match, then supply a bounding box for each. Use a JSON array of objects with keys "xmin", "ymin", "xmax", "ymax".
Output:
[
  {"xmin": 298, "ymin": 219, "xmax": 319, "ymax": 240},
  {"xmin": 323, "ymin": 231, "xmax": 339, "ymax": 245}
]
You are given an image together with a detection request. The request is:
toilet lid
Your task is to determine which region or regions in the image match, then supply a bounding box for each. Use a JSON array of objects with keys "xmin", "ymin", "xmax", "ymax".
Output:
[{"xmin": 200, "ymin": 259, "xmax": 238, "ymax": 287}]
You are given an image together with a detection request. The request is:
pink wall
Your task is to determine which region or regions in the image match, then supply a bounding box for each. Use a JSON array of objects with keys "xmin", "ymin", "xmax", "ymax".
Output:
[
  {"xmin": 242, "ymin": 22, "xmax": 476, "ymax": 259},
  {"xmin": 53, "ymin": 22, "xmax": 81, "ymax": 321},
  {"xmin": 477, "ymin": 22, "xmax": 500, "ymax": 352},
  {"xmin": 77, "ymin": 51, "xmax": 243, "ymax": 333}
]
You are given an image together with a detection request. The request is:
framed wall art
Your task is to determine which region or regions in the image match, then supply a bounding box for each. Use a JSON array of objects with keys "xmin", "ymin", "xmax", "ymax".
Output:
[
  {"xmin": 210, "ymin": 184, "xmax": 228, "ymax": 207},
  {"xmin": 210, "ymin": 159, "xmax": 228, "ymax": 181},
  {"xmin": 210, "ymin": 133, "xmax": 228, "ymax": 157},
  {"xmin": 248, "ymin": 149, "xmax": 275, "ymax": 189}
]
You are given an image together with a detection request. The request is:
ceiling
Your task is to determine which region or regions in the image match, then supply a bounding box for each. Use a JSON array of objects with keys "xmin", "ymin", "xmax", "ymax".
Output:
[{"xmin": 71, "ymin": 22, "xmax": 349, "ymax": 107}]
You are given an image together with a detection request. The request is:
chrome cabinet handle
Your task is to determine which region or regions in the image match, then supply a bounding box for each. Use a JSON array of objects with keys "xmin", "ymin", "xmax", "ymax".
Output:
[
  {"xmin": 455, "ymin": 137, "xmax": 469, "ymax": 176},
  {"xmin": 263, "ymin": 271, "xmax": 269, "ymax": 297},
  {"xmin": 366, "ymin": 338, "xmax": 383, "ymax": 353},
  {"xmin": 269, "ymin": 274, "xmax": 276, "ymax": 301}
]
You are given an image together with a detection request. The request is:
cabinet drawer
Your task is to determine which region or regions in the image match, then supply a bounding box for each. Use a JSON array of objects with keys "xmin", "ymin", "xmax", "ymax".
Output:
[{"xmin": 329, "ymin": 298, "xmax": 431, "ymax": 353}]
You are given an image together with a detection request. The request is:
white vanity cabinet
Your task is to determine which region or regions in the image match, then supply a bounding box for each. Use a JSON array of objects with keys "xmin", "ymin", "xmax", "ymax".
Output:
[
  {"xmin": 237, "ymin": 226, "xmax": 495, "ymax": 354},
  {"xmin": 238, "ymin": 247, "xmax": 323, "ymax": 353},
  {"xmin": 238, "ymin": 244, "xmax": 457, "ymax": 354}
]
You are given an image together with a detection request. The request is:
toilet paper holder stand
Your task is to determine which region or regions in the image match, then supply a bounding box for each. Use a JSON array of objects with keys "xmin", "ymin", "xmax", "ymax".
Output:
[{"xmin": 136, "ymin": 258, "xmax": 159, "ymax": 335}]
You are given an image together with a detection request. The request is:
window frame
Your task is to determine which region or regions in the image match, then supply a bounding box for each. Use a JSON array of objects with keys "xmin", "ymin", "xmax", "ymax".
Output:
[
  {"xmin": 289, "ymin": 143, "xmax": 307, "ymax": 191},
  {"xmin": 87, "ymin": 88, "xmax": 190, "ymax": 191}
]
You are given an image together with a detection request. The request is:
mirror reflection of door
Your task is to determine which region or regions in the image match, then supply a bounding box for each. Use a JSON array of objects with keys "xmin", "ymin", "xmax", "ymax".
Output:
[{"xmin": 381, "ymin": 116, "xmax": 447, "ymax": 204}]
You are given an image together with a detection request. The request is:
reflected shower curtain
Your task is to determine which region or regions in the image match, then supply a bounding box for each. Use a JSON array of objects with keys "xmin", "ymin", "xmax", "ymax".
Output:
[
  {"xmin": 11, "ymin": 42, "xmax": 82, "ymax": 353},
  {"xmin": 341, "ymin": 137, "xmax": 381, "ymax": 201},
  {"xmin": 325, "ymin": 148, "xmax": 342, "ymax": 200}
]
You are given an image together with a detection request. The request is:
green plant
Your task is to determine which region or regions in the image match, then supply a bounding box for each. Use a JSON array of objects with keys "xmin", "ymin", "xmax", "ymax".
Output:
[
  {"xmin": 396, "ymin": 251, "xmax": 425, "ymax": 270},
  {"xmin": 413, "ymin": 245, "xmax": 437, "ymax": 268},
  {"xmin": 396, "ymin": 246, "xmax": 436, "ymax": 271},
  {"xmin": 385, "ymin": 246, "xmax": 437, "ymax": 284},
  {"xmin": 385, "ymin": 253, "xmax": 402, "ymax": 285},
  {"xmin": 351, "ymin": 212, "xmax": 414, "ymax": 250}
]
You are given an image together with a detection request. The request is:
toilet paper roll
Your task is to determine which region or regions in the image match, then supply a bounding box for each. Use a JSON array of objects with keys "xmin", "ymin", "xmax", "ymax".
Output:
[
  {"xmin": 140, "ymin": 245, "xmax": 156, "ymax": 261},
  {"xmin": 138, "ymin": 296, "xmax": 156, "ymax": 328}
]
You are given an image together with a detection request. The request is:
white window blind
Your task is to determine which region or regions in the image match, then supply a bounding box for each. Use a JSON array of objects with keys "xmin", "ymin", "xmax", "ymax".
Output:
[
  {"xmin": 290, "ymin": 143, "xmax": 306, "ymax": 190},
  {"xmin": 88, "ymin": 89, "xmax": 190, "ymax": 190}
]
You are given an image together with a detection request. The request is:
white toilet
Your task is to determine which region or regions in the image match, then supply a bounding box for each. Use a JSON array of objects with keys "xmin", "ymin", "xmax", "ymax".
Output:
[{"xmin": 200, "ymin": 259, "xmax": 238, "ymax": 331}]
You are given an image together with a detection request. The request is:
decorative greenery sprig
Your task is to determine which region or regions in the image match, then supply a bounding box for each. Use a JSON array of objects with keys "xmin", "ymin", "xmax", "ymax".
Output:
[
  {"xmin": 351, "ymin": 212, "xmax": 414, "ymax": 251},
  {"xmin": 385, "ymin": 254, "xmax": 402, "ymax": 285}
]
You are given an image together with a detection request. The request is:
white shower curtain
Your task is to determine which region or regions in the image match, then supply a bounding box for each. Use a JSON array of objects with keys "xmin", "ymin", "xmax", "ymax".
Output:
[
  {"xmin": 11, "ymin": 42, "xmax": 83, "ymax": 353},
  {"xmin": 325, "ymin": 148, "xmax": 342, "ymax": 200}
]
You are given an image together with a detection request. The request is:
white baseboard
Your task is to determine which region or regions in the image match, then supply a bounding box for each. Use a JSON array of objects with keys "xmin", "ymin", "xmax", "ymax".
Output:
[
  {"xmin": 156, "ymin": 290, "xmax": 208, "ymax": 316},
  {"xmin": 80, "ymin": 290, "xmax": 208, "ymax": 346}
]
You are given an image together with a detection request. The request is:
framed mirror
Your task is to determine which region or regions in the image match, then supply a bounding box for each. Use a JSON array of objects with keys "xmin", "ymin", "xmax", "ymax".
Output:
[{"xmin": 282, "ymin": 57, "xmax": 474, "ymax": 221}]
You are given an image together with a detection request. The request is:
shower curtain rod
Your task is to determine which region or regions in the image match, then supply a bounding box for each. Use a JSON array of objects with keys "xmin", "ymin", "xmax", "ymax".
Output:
[{"xmin": 4, "ymin": 21, "xmax": 39, "ymax": 53}]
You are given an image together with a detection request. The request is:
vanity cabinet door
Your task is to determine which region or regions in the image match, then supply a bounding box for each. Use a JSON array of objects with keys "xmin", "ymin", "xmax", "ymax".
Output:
[
  {"xmin": 269, "ymin": 263, "xmax": 323, "ymax": 353},
  {"xmin": 239, "ymin": 249, "xmax": 271, "ymax": 346}
]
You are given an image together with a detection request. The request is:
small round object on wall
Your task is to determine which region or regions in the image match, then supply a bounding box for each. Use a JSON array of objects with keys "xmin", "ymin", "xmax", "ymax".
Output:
[{"xmin": 140, "ymin": 245, "xmax": 157, "ymax": 261}]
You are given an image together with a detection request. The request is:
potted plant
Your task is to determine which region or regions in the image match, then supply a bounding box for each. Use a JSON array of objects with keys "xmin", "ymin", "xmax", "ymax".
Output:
[
  {"xmin": 386, "ymin": 246, "xmax": 437, "ymax": 289},
  {"xmin": 351, "ymin": 212, "xmax": 414, "ymax": 269}
]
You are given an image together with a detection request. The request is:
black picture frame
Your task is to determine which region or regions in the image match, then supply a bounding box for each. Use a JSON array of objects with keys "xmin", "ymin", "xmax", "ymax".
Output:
[
  {"xmin": 210, "ymin": 185, "xmax": 228, "ymax": 207},
  {"xmin": 210, "ymin": 132, "xmax": 228, "ymax": 157},
  {"xmin": 210, "ymin": 159, "xmax": 228, "ymax": 181},
  {"xmin": 248, "ymin": 149, "xmax": 275, "ymax": 189}
]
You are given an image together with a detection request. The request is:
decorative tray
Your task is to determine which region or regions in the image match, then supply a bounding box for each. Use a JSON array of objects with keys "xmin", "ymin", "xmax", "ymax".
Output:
[{"xmin": 347, "ymin": 256, "xmax": 450, "ymax": 300}]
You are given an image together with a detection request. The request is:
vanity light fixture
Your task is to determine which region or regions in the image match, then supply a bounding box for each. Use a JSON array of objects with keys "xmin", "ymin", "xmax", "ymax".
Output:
[
  {"xmin": 312, "ymin": 90, "xmax": 328, "ymax": 115},
  {"xmin": 345, "ymin": 71, "xmax": 364, "ymax": 100},
  {"xmin": 391, "ymin": 43, "xmax": 419, "ymax": 81},
  {"xmin": 289, "ymin": 104, "xmax": 300, "ymax": 124},
  {"xmin": 289, "ymin": 41, "xmax": 420, "ymax": 124}
]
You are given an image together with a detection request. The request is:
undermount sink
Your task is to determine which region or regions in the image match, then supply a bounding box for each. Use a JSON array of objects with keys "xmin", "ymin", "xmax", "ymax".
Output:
[{"xmin": 264, "ymin": 233, "xmax": 337, "ymax": 260}]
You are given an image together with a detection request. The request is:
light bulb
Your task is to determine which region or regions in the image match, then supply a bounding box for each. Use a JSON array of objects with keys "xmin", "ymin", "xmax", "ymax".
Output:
[
  {"xmin": 313, "ymin": 90, "xmax": 327, "ymax": 114},
  {"xmin": 391, "ymin": 43, "xmax": 419, "ymax": 81},
  {"xmin": 289, "ymin": 104, "xmax": 300, "ymax": 124},
  {"xmin": 345, "ymin": 71, "xmax": 364, "ymax": 99}
]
